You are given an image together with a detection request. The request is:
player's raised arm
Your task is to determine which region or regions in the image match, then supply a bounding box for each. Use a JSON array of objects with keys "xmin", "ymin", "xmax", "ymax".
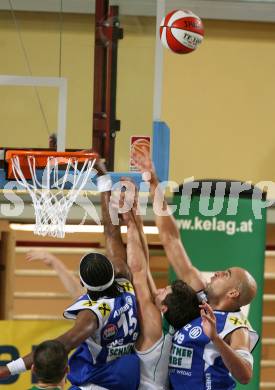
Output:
[
  {"xmin": 123, "ymin": 207, "xmax": 162, "ymax": 351},
  {"xmin": 26, "ymin": 250, "xmax": 83, "ymax": 299},
  {"xmin": 95, "ymin": 160, "xmax": 131, "ymax": 280},
  {"xmin": 133, "ymin": 148, "xmax": 206, "ymax": 292}
]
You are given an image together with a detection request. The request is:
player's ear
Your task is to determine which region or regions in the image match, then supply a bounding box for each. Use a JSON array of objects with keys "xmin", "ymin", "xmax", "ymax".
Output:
[
  {"xmin": 228, "ymin": 289, "xmax": 240, "ymax": 299},
  {"xmin": 160, "ymin": 304, "xmax": 168, "ymax": 314}
]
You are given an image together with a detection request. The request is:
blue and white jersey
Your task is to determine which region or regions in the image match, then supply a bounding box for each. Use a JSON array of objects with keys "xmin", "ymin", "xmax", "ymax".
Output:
[
  {"xmin": 63, "ymin": 278, "xmax": 140, "ymax": 390},
  {"xmin": 169, "ymin": 310, "xmax": 259, "ymax": 390}
]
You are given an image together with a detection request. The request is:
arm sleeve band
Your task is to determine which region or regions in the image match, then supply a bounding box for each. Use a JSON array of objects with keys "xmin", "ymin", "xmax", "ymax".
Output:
[
  {"xmin": 7, "ymin": 358, "xmax": 26, "ymax": 375},
  {"xmin": 97, "ymin": 175, "xmax": 112, "ymax": 192},
  {"xmin": 235, "ymin": 349, "xmax": 254, "ymax": 368}
]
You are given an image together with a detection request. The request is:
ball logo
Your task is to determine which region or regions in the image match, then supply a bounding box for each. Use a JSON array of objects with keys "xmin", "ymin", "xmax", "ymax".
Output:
[
  {"xmin": 189, "ymin": 326, "xmax": 202, "ymax": 339},
  {"xmin": 103, "ymin": 324, "xmax": 118, "ymax": 340}
]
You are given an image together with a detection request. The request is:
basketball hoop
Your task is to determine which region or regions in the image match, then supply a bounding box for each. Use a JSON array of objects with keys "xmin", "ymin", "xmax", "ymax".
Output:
[{"xmin": 5, "ymin": 150, "xmax": 98, "ymax": 238}]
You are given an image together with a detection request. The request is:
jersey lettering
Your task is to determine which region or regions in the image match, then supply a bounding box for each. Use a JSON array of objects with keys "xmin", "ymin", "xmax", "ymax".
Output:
[
  {"xmin": 184, "ymin": 323, "xmax": 192, "ymax": 331},
  {"xmin": 174, "ymin": 331, "xmax": 185, "ymax": 345},
  {"xmin": 117, "ymin": 308, "xmax": 137, "ymax": 337},
  {"xmin": 107, "ymin": 343, "xmax": 134, "ymax": 361},
  {"xmin": 169, "ymin": 345, "xmax": 193, "ymax": 369}
]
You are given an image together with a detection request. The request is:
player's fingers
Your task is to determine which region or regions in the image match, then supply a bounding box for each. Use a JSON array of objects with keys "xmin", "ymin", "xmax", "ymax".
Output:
[
  {"xmin": 201, "ymin": 312, "xmax": 213, "ymax": 322},
  {"xmin": 26, "ymin": 253, "xmax": 36, "ymax": 261},
  {"xmin": 200, "ymin": 302, "xmax": 215, "ymax": 319}
]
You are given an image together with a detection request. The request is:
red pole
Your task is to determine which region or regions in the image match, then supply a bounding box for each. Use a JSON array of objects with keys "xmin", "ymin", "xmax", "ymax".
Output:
[{"xmin": 92, "ymin": 0, "xmax": 123, "ymax": 170}]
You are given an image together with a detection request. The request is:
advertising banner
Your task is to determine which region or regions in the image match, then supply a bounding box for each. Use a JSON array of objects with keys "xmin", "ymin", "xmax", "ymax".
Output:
[{"xmin": 0, "ymin": 320, "xmax": 71, "ymax": 389}]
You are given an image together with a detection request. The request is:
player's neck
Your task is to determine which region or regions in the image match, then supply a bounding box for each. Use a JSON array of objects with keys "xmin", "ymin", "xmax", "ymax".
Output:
[
  {"xmin": 208, "ymin": 298, "xmax": 240, "ymax": 312},
  {"xmin": 35, "ymin": 382, "xmax": 63, "ymax": 389}
]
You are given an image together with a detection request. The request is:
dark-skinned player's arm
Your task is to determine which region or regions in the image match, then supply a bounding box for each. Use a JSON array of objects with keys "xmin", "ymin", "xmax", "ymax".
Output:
[
  {"xmin": 123, "ymin": 207, "xmax": 162, "ymax": 352},
  {"xmin": 0, "ymin": 310, "xmax": 97, "ymax": 379},
  {"xmin": 132, "ymin": 148, "xmax": 206, "ymax": 291},
  {"xmin": 95, "ymin": 160, "xmax": 131, "ymax": 281},
  {"xmin": 110, "ymin": 176, "xmax": 157, "ymax": 297},
  {"xmin": 201, "ymin": 302, "xmax": 253, "ymax": 384}
]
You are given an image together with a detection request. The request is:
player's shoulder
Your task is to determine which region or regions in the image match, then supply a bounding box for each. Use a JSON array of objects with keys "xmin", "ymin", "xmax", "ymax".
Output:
[
  {"xmin": 66, "ymin": 293, "xmax": 92, "ymax": 312},
  {"xmin": 217, "ymin": 310, "xmax": 255, "ymax": 337},
  {"xmin": 223, "ymin": 310, "xmax": 251, "ymax": 329},
  {"xmin": 64, "ymin": 293, "xmax": 114, "ymax": 321},
  {"xmin": 222, "ymin": 310, "xmax": 259, "ymax": 351}
]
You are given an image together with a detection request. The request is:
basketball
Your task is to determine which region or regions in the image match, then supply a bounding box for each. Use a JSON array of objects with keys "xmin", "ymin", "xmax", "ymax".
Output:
[{"xmin": 160, "ymin": 9, "xmax": 204, "ymax": 54}]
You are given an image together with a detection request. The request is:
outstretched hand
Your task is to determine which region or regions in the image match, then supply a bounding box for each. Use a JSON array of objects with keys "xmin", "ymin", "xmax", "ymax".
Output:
[
  {"xmin": 26, "ymin": 250, "xmax": 56, "ymax": 267},
  {"xmin": 132, "ymin": 146, "xmax": 154, "ymax": 176},
  {"xmin": 110, "ymin": 177, "xmax": 139, "ymax": 226},
  {"xmin": 200, "ymin": 302, "xmax": 218, "ymax": 341}
]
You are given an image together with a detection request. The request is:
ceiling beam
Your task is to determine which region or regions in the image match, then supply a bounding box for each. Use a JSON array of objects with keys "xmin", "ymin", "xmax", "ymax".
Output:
[{"xmin": 1, "ymin": 0, "xmax": 275, "ymax": 22}]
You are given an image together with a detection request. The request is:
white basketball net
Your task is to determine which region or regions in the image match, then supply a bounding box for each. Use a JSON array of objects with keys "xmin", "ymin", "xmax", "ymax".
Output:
[{"xmin": 11, "ymin": 155, "xmax": 96, "ymax": 238}]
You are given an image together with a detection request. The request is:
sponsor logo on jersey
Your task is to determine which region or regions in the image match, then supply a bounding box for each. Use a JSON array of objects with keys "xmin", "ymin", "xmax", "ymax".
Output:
[
  {"xmin": 103, "ymin": 323, "xmax": 118, "ymax": 340},
  {"xmin": 189, "ymin": 326, "xmax": 202, "ymax": 339},
  {"xmin": 107, "ymin": 342, "xmax": 134, "ymax": 361},
  {"xmin": 229, "ymin": 316, "xmax": 248, "ymax": 327},
  {"xmin": 121, "ymin": 281, "xmax": 134, "ymax": 293},
  {"xmin": 82, "ymin": 300, "xmax": 97, "ymax": 307},
  {"xmin": 169, "ymin": 368, "xmax": 191, "ymax": 376},
  {"xmin": 169, "ymin": 344, "xmax": 193, "ymax": 369},
  {"xmin": 98, "ymin": 302, "xmax": 111, "ymax": 317}
]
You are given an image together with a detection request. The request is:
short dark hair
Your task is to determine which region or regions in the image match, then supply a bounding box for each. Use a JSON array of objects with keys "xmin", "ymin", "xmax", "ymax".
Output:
[
  {"xmin": 80, "ymin": 252, "xmax": 121, "ymax": 300},
  {"xmin": 33, "ymin": 340, "xmax": 67, "ymax": 384},
  {"xmin": 163, "ymin": 280, "xmax": 200, "ymax": 329}
]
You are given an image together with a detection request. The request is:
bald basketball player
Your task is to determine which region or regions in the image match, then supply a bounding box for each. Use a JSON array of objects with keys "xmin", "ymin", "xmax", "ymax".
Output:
[{"xmin": 133, "ymin": 149, "xmax": 259, "ymax": 389}]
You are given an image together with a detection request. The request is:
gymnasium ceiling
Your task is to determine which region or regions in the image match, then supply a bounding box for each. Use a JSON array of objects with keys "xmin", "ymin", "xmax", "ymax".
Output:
[{"xmin": 0, "ymin": 0, "xmax": 275, "ymax": 22}]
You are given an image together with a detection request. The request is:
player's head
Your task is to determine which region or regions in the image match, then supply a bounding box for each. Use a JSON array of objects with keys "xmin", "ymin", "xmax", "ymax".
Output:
[
  {"xmin": 79, "ymin": 252, "xmax": 121, "ymax": 300},
  {"xmin": 205, "ymin": 267, "xmax": 257, "ymax": 310},
  {"xmin": 32, "ymin": 340, "xmax": 68, "ymax": 387},
  {"xmin": 155, "ymin": 280, "xmax": 200, "ymax": 329}
]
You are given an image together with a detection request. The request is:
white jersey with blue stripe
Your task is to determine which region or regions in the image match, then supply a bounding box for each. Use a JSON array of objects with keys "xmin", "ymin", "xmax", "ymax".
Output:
[
  {"xmin": 169, "ymin": 310, "xmax": 259, "ymax": 390},
  {"xmin": 63, "ymin": 278, "xmax": 140, "ymax": 389}
]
